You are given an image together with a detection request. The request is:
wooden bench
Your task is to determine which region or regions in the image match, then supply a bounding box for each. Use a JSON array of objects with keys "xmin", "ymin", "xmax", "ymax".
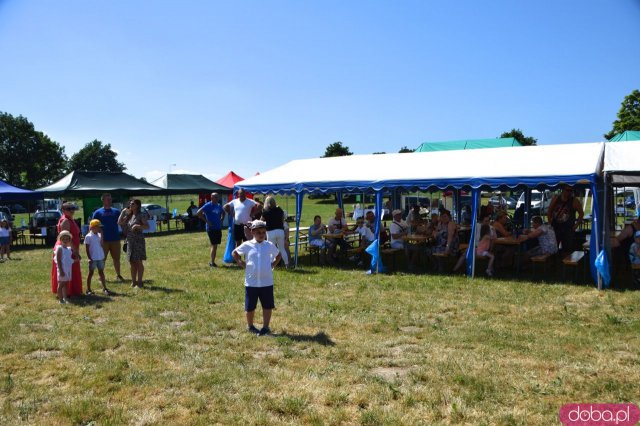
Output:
[
  {"xmin": 432, "ymin": 252, "xmax": 455, "ymax": 273},
  {"xmin": 562, "ymin": 250, "xmax": 586, "ymax": 283},
  {"xmin": 30, "ymin": 233, "xmax": 47, "ymax": 245},
  {"xmin": 531, "ymin": 253, "xmax": 554, "ymax": 280},
  {"xmin": 381, "ymin": 248, "xmax": 403, "ymax": 270}
]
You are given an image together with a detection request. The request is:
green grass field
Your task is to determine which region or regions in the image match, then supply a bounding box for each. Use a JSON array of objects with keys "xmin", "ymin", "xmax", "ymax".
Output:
[{"xmin": 1, "ymin": 228, "xmax": 639, "ymax": 425}]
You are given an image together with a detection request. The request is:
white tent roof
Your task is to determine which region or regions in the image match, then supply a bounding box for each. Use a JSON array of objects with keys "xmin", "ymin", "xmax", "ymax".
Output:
[
  {"xmin": 238, "ymin": 142, "xmax": 605, "ymax": 193},
  {"xmin": 603, "ymin": 140, "xmax": 640, "ymax": 185}
]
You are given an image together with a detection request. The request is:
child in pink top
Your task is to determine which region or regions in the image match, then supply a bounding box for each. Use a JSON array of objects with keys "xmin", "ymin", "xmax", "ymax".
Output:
[{"xmin": 475, "ymin": 224, "xmax": 495, "ymax": 277}]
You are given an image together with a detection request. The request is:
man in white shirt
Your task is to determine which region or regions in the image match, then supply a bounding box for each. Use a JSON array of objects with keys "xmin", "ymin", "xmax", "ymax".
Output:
[{"xmin": 224, "ymin": 188, "xmax": 257, "ymax": 248}]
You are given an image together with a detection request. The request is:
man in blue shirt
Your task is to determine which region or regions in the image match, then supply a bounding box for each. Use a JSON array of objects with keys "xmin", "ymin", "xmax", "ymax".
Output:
[
  {"xmin": 197, "ymin": 192, "xmax": 225, "ymax": 267},
  {"xmin": 92, "ymin": 193, "xmax": 125, "ymax": 281}
]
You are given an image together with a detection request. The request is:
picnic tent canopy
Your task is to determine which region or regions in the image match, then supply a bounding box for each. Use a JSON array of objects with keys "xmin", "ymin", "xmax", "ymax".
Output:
[
  {"xmin": 36, "ymin": 171, "xmax": 164, "ymax": 196},
  {"xmin": 603, "ymin": 140, "xmax": 640, "ymax": 186},
  {"xmin": 608, "ymin": 130, "xmax": 640, "ymax": 142},
  {"xmin": 415, "ymin": 137, "xmax": 523, "ymax": 152},
  {"xmin": 216, "ymin": 171, "xmax": 244, "ymax": 188},
  {"xmin": 237, "ymin": 142, "xmax": 603, "ymax": 194},
  {"xmin": 236, "ymin": 142, "xmax": 605, "ymax": 281},
  {"xmin": 150, "ymin": 173, "xmax": 231, "ymax": 194},
  {"xmin": 0, "ymin": 179, "xmax": 42, "ymax": 201}
]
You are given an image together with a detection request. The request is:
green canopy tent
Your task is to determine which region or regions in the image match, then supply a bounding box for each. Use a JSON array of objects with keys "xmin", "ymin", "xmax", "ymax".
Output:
[
  {"xmin": 36, "ymin": 171, "xmax": 165, "ymax": 224},
  {"xmin": 149, "ymin": 173, "xmax": 231, "ymax": 195},
  {"xmin": 608, "ymin": 130, "xmax": 640, "ymax": 142},
  {"xmin": 415, "ymin": 137, "xmax": 523, "ymax": 152}
]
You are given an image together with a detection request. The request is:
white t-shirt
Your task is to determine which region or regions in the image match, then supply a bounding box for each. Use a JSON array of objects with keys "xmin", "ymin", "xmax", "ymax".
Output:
[
  {"xmin": 229, "ymin": 198, "xmax": 257, "ymax": 225},
  {"xmin": 0, "ymin": 227, "xmax": 10, "ymax": 238},
  {"xmin": 84, "ymin": 232, "xmax": 105, "ymax": 261},
  {"xmin": 328, "ymin": 217, "xmax": 347, "ymax": 234},
  {"xmin": 355, "ymin": 225, "xmax": 375, "ymax": 244},
  {"xmin": 390, "ymin": 220, "xmax": 408, "ymax": 245},
  {"xmin": 233, "ymin": 239, "xmax": 280, "ymax": 287}
]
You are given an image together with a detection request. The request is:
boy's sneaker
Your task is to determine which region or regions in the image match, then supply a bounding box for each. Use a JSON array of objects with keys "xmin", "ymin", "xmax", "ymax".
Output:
[
  {"xmin": 209, "ymin": 262, "xmax": 218, "ymax": 267},
  {"xmin": 258, "ymin": 327, "xmax": 271, "ymax": 336},
  {"xmin": 247, "ymin": 325, "xmax": 260, "ymax": 334},
  {"xmin": 86, "ymin": 290, "xmax": 94, "ymax": 295}
]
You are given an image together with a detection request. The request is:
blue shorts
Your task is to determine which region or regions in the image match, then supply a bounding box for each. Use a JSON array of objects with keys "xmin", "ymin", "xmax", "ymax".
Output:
[
  {"xmin": 89, "ymin": 259, "xmax": 105, "ymax": 272},
  {"xmin": 0, "ymin": 237, "xmax": 9, "ymax": 245},
  {"xmin": 244, "ymin": 286, "xmax": 275, "ymax": 311}
]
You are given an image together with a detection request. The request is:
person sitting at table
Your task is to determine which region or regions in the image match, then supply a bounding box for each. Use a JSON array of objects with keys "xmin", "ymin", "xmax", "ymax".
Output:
[
  {"xmin": 547, "ymin": 185, "xmax": 584, "ymax": 256},
  {"xmin": 327, "ymin": 208, "xmax": 351, "ymax": 261},
  {"xmin": 309, "ymin": 215, "xmax": 328, "ymax": 249},
  {"xmin": 522, "ymin": 216, "xmax": 558, "ymax": 264},
  {"xmin": 364, "ymin": 211, "xmax": 376, "ymax": 231},
  {"xmin": 352, "ymin": 217, "xmax": 375, "ymax": 266},
  {"xmin": 476, "ymin": 224, "xmax": 496, "ymax": 277},
  {"xmin": 389, "ymin": 209, "xmax": 408, "ymax": 250},
  {"xmin": 432, "ymin": 210, "xmax": 459, "ymax": 256},
  {"xmin": 493, "ymin": 211, "xmax": 512, "ymax": 238},
  {"xmin": 406, "ymin": 204, "xmax": 423, "ymax": 233},
  {"xmin": 453, "ymin": 212, "xmax": 496, "ymax": 272},
  {"xmin": 493, "ymin": 210, "xmax": 515, "ymax": 269}
]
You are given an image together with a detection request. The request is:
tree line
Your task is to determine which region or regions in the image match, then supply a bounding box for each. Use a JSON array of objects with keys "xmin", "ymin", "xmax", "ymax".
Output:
[{"xmin": 1, "ymin": 90, "xmax": 639, "ymax": 187}]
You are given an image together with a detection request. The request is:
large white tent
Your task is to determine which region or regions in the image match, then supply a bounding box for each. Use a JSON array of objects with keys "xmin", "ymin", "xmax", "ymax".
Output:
[{"xmin": 236, "ymin": 142, "xmax": 606, "ymax": 284}]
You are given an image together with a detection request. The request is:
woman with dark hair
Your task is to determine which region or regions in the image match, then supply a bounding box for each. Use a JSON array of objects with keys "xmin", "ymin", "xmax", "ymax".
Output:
[
  {"xmin": 261, "ymin": 196, "xmax": 289, "ymax": 268},
  {"xmin": 118, "ymin": 199, "xmax": 150, "ymax": 288},
  {"xmin": 51, "ymin": 202, "xmax": 83, "ymax": 297}
]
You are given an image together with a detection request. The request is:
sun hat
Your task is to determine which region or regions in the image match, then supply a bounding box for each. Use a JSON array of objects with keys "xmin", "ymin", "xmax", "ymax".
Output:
[
  {"xmin": 90, "ymin": 219, "xmax": 102, "ymax": 228},
  {"xmin": 250, "ymin": 220, "xmax": 267, "ymax": 230}
]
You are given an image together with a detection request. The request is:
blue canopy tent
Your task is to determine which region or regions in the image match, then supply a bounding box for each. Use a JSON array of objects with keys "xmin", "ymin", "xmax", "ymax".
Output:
[
  {"xmin": 235, "ymin": 142, "xmax": 605, "ymax": 284},
  {"xmin": 0, "ymin": 179, "xmax": 42, "ymax": 202}
]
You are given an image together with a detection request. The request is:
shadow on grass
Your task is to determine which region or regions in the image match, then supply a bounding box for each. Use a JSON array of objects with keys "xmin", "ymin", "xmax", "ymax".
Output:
[
  {"xmin": 284, "ymin": 268, "xmax": 318, "ymax": 275},
  {"xmin": 67, "ymin": 294, "xmax": 116, "ymax": 306},
  {"xmin": 275, "ymin": 331, "xmax": 335, "ymax": 346}
]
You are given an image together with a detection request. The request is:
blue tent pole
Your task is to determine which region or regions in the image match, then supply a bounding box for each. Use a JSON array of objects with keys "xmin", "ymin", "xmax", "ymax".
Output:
[
  {"xmin": 375, "ymin": 190, "xmax": 383, "ymax": 273},
  {"xmin": 337, "ymin": 191, "xmax": 344, "ymax": 212},
  {"xmin": 294, "ymin": 191, "xmax": 303, "ymax": 268},
  {"xmin": 594, "ymin": 178, "xmax": 605, "ymax": 289},
  {"xmin": 466, "ymin": 189, "xmax": 480, "ymax": 277}
]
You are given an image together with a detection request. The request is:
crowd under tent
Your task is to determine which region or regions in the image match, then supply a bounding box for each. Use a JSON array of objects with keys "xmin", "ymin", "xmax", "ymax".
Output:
[
  {"xmin": 414, "ymin": 137, "xmax": 523, "ymax": 152},
  {"xmin": 235, "ymin": 142, "xmax": 605, "ymax": 285},
  {"xmin": 603, "ymin": 140, "xmax": 640, "ymax": 283}
]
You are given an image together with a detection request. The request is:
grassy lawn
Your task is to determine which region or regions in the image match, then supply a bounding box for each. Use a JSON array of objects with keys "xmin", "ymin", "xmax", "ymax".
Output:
[{"xmin": 1, "ymin": 230, "xmax": 639, "ymax": 425}]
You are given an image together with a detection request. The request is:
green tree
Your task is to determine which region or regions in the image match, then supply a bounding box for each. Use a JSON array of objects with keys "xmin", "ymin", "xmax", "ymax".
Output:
[
  {"xmin": 68, "ymin": 139, "xmax": 126, "ymax": 172},
  {"xmin": 500, "ymin": 129, "xmax": 537, "ymax": 146},
  {"xmin": 398, "ymin": 146, "xmax": 415, "ymax": 153},
  {"xmin": 0, "ymin": 112, "xmax": 68, "ymax": 188},
  {"xmin": 322, "ymin": 141, "xmax": 353, "ymax": 158},
  {"xmin": 604, "ymin": 89, "xmax": 640, "ymax": 140}
]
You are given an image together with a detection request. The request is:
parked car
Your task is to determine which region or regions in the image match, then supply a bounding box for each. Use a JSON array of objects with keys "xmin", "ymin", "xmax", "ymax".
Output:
[
  {"xmin": 141, "ymin": 204, "xmax": 169, "ymax": 220},
  {"xmin": 0, "ymin": 206, "xmax": 13, "ymax": 221},
  {"xmin": 515, "ymin": 190, "xmax": 552, "ymax": 215},
  {"xmin": 489, "ymin": 195, "xmax": 508, "ymax": 208},
  {"xmin": 625, "ymin": 195, "xmax": 636, "ymax": 209},
  {"xmin": 31, "ymin": 210, "xmax": 63, "ymax": 228}
]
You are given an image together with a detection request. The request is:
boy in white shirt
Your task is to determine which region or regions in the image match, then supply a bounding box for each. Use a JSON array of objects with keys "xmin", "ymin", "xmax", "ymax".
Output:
[
  {"xmin": 84, "ymin": 219, "xmax": 113, "ymax": 295},
  {"xmin": 233, "ymin": 220, "xmax": 281, "ymax": 336}
]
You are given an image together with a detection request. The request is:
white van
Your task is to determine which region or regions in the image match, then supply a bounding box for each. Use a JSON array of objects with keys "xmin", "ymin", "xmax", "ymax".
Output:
[{"xmin": 516, "ymin": 190, "xmax": 552, "ymax": 215}]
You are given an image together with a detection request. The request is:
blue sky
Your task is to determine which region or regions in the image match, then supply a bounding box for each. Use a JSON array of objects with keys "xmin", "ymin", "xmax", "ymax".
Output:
[{"xmin": 1, "ymin": 1, "xmax": 639, "ymax": 183}]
